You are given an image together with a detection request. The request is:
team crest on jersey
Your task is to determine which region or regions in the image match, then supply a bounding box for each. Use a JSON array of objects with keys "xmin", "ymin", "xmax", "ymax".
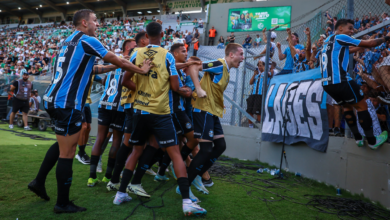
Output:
[
  {"xmin": 360, "ymin": 89, "xmax": 364, "ymax": 96},
  {"xmin": 208, "ymin": 63, "xmax": 213, "ymax": 68},
  {"xmin": 209, "ymin": 130, "xmax": 214, "ymax": 138},
  {"xmin": 144, "ymin": 50, "xmax": 158, "ymax": 58},
  {"xmin": 186, "ymin": 122, "xmax": 191, "ymax": 129},
  {"xmin": 75, "ymin": 122, "xmax": 82, "ymax": 127}
]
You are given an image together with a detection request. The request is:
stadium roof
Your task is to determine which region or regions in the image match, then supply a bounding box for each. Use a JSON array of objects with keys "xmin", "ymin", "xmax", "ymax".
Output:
[{"xmin": 0, "ymin": 0, "xmax": 175, "ymax": 18}]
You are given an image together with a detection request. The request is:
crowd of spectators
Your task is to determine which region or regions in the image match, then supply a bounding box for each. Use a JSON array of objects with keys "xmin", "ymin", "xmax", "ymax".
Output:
[
  {"xmin": 2, "ymin": 10, "xmax": 390, "ymax": 138},
  {"xmin": 242, "ymin": 10, "xmax": 390, "ymax": 137},
  {"xmin": 0, "ymin": 15, "xmax": 205, "ymax": 77}
]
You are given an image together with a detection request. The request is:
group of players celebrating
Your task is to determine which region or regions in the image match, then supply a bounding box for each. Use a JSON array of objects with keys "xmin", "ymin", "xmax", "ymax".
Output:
[
  {"xmin": 26, "ymin": 9, "xmax": 244, "ymax": 216},
  {"xmin": 24, "ymin": 8, "xmax": 389, "ymax": 217}
]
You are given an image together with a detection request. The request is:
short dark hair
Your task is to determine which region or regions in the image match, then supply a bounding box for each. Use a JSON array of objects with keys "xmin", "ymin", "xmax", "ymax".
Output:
[
  {"xmin": 73, "ymin": 9, "xmax": 95, "ymax": 27},
  {"xmin": 335, "ymin": 18, "xmax": 354, "ymax": 30},
  {"xmin": 189, "ymin": 56, "xmax": 201, "ymax": 62},
  {"xmin": 135, "ymin": 32, "xmax": 146, "ymax": 45},
  {"xmin": 122, "ymin": 39, "xmax": 135, "ymax": 52},
  {"xmin": 225, "ymin": 43, "xmax": 243, "ymax": 56},
  {"xmin": 170, "ymin": 43, "xmax": 185, "ymax": 53},
  {"xmin": 146, "ymin": 22, "xmax": 162, "ymax": 38}
]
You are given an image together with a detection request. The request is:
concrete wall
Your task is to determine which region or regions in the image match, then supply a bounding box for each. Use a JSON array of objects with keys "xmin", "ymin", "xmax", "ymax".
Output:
[
  {"xmin": 222, "ymin": 125, "xmax": 390, "ymax": 208},
  {"xmin": 207, "ymin": 0, "xmax": 341, "ymax": 41}
]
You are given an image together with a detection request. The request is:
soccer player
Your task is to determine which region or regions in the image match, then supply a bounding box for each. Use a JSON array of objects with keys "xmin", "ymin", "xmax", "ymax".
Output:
[
  {"xmin": 113, "ymin": 21, "xmax": 207, "ymax": 217},
  {"xmin": 27, "ymin": 9, "xmax": 152, "ymax": 213},
  {"xmin": 181, "ymin": 43, "xmax": 244, "ymax": 189},
  {"xmin": 155, "ymin": 44, "xmax": 209, "ymax": 195},
  {"xmin": 106, "ymin": 32, "xmax": 151, "ymax": 192},
  {"xmin": 320, "ymin": 18, "xmax": 390, "ymax": 149},
  {"xmin": 75, "ymin": 74, "xmax": 103, "ymax": 165},
  {"xmin": 88, "ymin": 65, "xmax": 129, "ymax": 187}
]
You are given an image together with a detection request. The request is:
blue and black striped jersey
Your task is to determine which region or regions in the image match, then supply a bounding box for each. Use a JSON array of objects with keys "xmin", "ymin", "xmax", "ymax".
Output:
[
  {"xmin": 251, "ymin": 68, "xmax": 269, "ymax": 95},
  {"xmin": 98, "ymin": 68, "xmax": 124, "ymax": 112},
  {"xmin": 172, "ymin": 69, "xmax": 187, "ymax": 112},
  {"xmin": 293, "ymin": 54, "xmax": 310, "ymax": 73},
  {"xmin": 44, "ymin": 31, "xmax": 108, "ymax": 110},
  {"xmin": 320, "ymin": 34, "xmax": 361, "ymax": 86}
]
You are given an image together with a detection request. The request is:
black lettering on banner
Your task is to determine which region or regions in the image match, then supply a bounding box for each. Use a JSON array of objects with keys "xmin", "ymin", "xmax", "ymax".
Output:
[
  {"xmin": 306, "ymin": 80, "xmax": 323, "ymax": 140},
  {"xmin": 283, "ymin": 83, "xmax": 299, "ymax": 136},
  {"xmin": 263, "ymin": 79, "xmax": 324, "ymax": 140},
  {"xmin": 293, "ymin": 81, "xmax": 312, "ymax": 138},
  {"xmin": 271, "ymin": 83, "xmax": 287, "ymax": 135}
]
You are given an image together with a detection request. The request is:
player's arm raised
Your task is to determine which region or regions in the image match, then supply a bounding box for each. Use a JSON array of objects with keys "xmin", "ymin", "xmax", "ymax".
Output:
[
  {"xmin": 175, "ymin": 61, "xmax": 202, "ymax": 70},
  {"xmin": 102, "ymin": 52, "xmax": 152, "ymax": 75},
  {"xmin": 356, "ymin": 32, "xmax": 390, "ymax": 48},
  {"xmin": 287, "ymin": 28, "xmax": 297, "ymax": 57}
]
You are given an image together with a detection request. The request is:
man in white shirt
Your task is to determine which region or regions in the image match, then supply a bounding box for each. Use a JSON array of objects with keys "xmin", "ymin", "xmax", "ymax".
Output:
[
  {"xmin": 114, "ymin": 45, "xmax": 122, "ymax": 56},
  {"xmin": 199, "ymin": 18, "xmax": 204, "ymax": 28},
  {"xmin": 164, "ymin": 41, "xmax": 171, "ymax": 50},
  {"xmin": 382, "ymin": 12, "xmax": 390, "ymax": 21}
]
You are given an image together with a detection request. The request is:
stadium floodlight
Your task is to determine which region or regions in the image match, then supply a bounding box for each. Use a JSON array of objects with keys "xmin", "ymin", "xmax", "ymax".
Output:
[
  {"xmin": 40, "ymin": 5, "xmax": 42, "ymax": 7},
  {"xmin": 157, "ymin": 10, "xmax": 160, "ymax": 12},
  {"xmin": 67, "ymin": 2, "xmax": 69, "ymax": 4},
  {"xmin": 18, "ymin": 7, "xmax": 21, "ymax": 10},
  {"xmin": 137, "ymin": 12, "xmax": 142, "ymax": 14},
  {"xmin": 147, "ymin": 11, "xmax": 152, "ymax": 13},
  {"xmin": 36, "ymin": 8, "xmax": 38, "ymax": 10},
  {"xmin": 0, "ymin": 10, "xmax": 2, "ymax": 12}
]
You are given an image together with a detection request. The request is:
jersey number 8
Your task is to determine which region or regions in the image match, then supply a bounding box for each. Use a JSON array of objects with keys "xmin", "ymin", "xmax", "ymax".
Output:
[{"xmin": 107, "ymin": 78, "xmax": 118, "ymax": 96}]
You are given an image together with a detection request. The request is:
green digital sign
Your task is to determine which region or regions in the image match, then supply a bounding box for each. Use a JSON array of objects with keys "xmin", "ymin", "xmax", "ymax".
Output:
[{"xmin": 227, "ymin": 6, "xmax": 291, "ymax": 32}]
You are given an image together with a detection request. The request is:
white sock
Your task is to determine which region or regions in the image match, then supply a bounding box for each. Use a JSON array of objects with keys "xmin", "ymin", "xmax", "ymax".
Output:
[
  {"xmin": 117, "ymin": 191, "xmax": 128, "ymax": 197},
  {"xmin": 24, "ymin": 126, "xmax": 28, "ymax": 128},
  {"xmin": 183, "ymin": 199, "xmax": 192, "ymax": 204}
]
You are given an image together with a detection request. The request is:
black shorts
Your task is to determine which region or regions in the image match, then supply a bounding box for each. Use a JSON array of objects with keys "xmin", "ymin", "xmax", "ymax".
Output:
[
  {"xmin": 130, "ymin": 110, "xmax": 178, "ymax": 148},
  {"xmin": 12, "ymin": 98, "xmax": 29, "ymax": 114},
  {"xmin": 82, "ymin": 105, "xmax": 92, "ymax": 124},
  {"xmin": 124, "ymin": 108, "xmax": 133, "ymax": 134},
  {"xmin": 193, "ymin": 110, "xmax": 224, "ymax": 141},
  {"xmin": 46, "ymin": 108, "xmax": 83, "ymax": 136},
  {"xmin": 246, "ymin": 94, "xmax": 262, "ymax": 115},
  {"xmin": 172, "ymin": 111, "xmax": 193, "ymax": 135},
  {"xmin": 323, "ymin": 81, "xmax": 364, "ymax": 105},
  {"xmin": 97, "ymin": 108, "xmax": 126, "ymax": 131}
]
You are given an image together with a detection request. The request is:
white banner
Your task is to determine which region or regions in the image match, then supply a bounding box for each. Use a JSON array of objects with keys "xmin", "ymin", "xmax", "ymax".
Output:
[{"xmin": 262, "ymin": 68, "xmax": 329, "ymax": 152}]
